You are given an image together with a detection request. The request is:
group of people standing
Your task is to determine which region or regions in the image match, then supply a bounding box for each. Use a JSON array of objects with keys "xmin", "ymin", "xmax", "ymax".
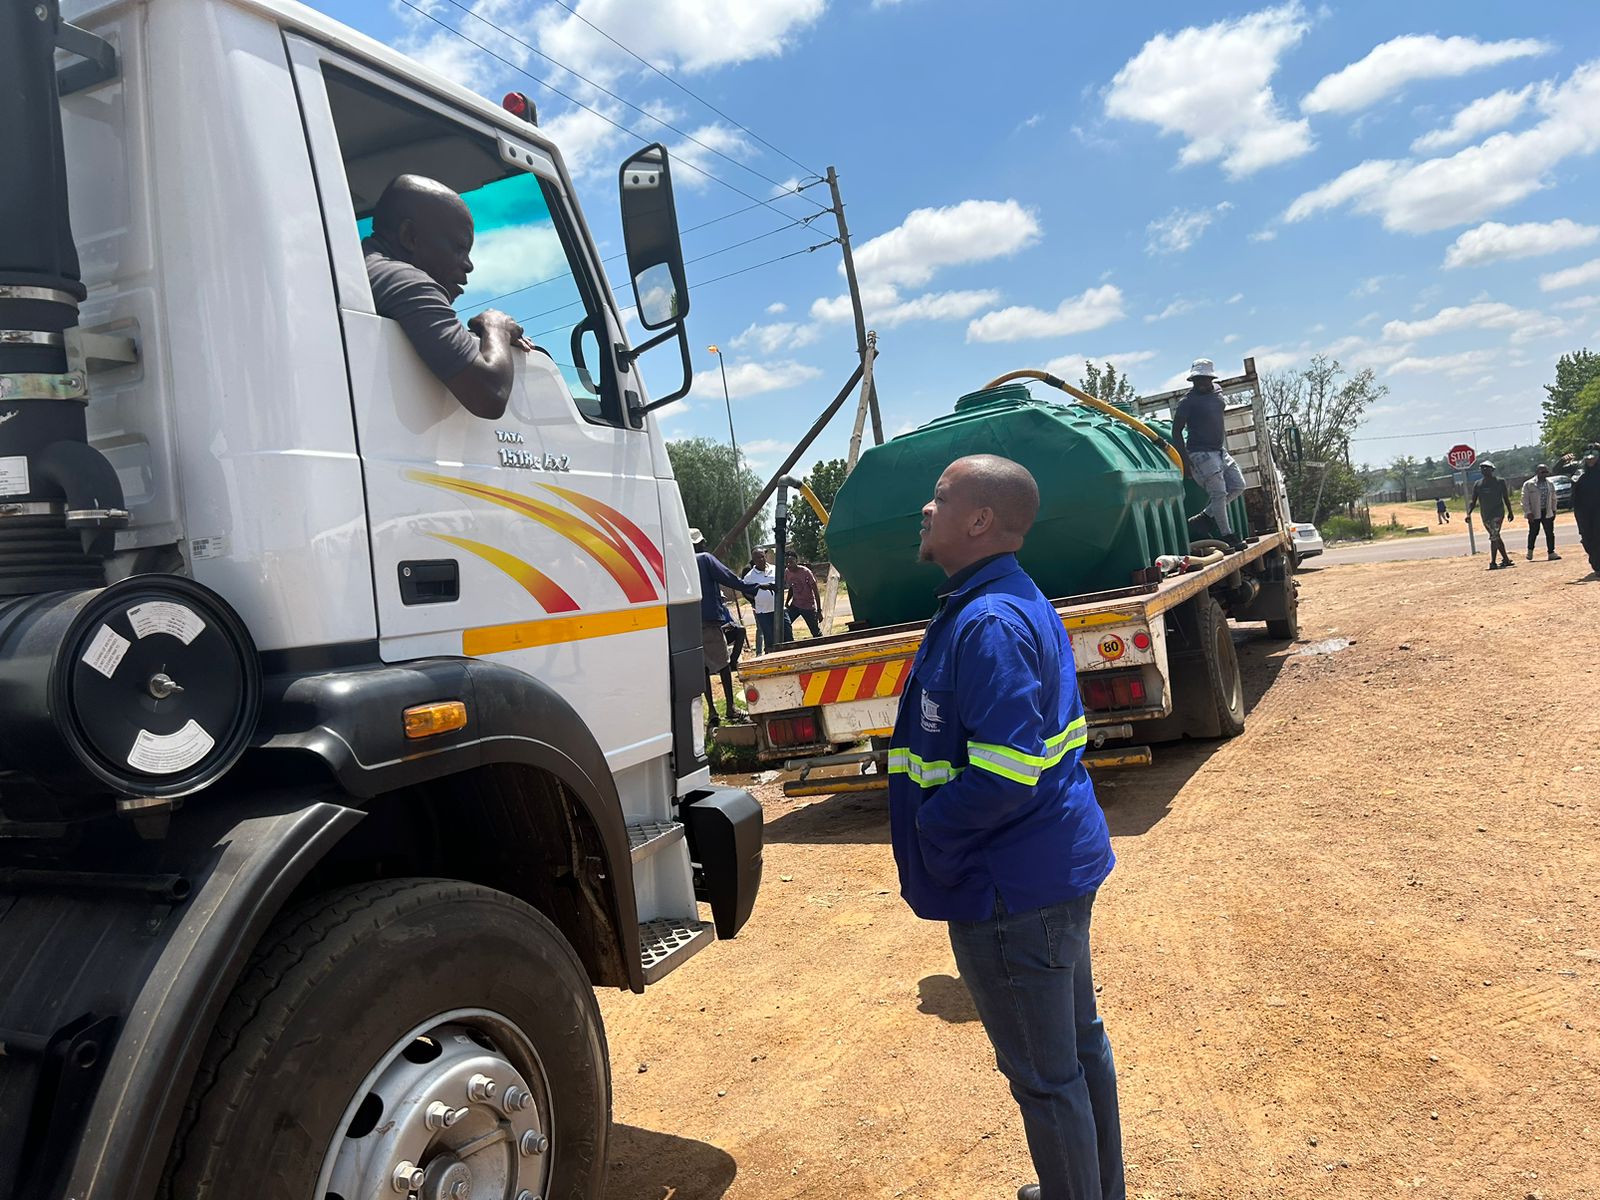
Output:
[{"xmin": 1466, "ymin": 449, "xmax": 1600, "ymax": 577}]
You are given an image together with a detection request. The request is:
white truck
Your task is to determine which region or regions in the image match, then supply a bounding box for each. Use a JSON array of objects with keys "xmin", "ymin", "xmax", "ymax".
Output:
[
  {"xmin": 741, "ymin": 359, "xmax": 1299, "ymax": 792},
  {"xmin": 0, "ymin": 1, "xmax": 760, "ymax": 1197}
]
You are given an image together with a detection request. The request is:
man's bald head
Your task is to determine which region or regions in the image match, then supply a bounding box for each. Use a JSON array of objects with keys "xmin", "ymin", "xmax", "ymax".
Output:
[
  {"xmin": 918, "ymin": 454, "xmax": 1040, "ymax": 574},
  {"xmin": 371, "ymin": 175, "xmax": 476, "ymax": 299}
]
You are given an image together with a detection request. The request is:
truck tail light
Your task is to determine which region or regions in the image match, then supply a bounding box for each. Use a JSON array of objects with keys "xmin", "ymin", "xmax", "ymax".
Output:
[
  {"xmin": 1081, "ymin": 671, "xmax": 1147, "ymax": 712},
  {"xmin": 764, "ymin": 713, "xmax": 820, "ymax": 747},
  {"xmin": 1132, "ymin": 630, "xmax": 1152, "ymax": 650}
]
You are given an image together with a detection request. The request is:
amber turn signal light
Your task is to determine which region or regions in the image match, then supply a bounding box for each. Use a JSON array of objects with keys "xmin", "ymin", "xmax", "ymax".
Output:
[{"xmin": 403, "ymin": 700, "xmax": 468, "ymax": 739}]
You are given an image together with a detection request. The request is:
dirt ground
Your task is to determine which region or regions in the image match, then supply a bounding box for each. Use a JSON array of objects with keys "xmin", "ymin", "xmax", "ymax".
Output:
[{"xmin": 600, "ymin": 553, "xmax": 1600, "ymax": 1200}]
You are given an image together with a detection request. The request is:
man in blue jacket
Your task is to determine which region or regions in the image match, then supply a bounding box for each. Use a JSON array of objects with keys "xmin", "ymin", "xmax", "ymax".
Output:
[{"xmin": 889, "ymin": 454, "xmax": 1122, "ymax": 1200}]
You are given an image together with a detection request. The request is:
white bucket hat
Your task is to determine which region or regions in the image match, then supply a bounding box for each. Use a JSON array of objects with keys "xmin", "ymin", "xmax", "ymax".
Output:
[
  {"xmin": 688, "ymin": 528, "xmax": 704, "ymax": 544},
  {"xmin": 1188, "ymin": 357, "xmax": 1218, "ymax": 380}
]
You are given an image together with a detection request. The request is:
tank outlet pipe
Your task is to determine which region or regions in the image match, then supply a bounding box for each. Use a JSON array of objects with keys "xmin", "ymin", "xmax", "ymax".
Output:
[
  {"xmin": 0, "ymin": 0, "xmax": 130, "ymax": 594},
  {"xmin": 982, "ymin": 369, "xmax": 1185, "ymax": 472}
]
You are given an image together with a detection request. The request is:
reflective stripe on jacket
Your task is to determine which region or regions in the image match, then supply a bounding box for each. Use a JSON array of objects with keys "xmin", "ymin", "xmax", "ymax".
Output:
[{"xmin": 887, "ymin": 555, "xmax": 1114, "ymax": 921}]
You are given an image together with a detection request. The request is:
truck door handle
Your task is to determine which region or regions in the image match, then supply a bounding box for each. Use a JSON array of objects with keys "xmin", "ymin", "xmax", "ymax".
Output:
[{"xmin": 399, "ymin": 559, "xmax": 459, "ymax": 605}]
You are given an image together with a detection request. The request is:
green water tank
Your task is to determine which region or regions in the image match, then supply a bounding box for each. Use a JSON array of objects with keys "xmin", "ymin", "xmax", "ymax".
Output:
[
  {"xmin": 827, "ymin": 383, "xmax": 1190, "ymax": 627},
  {"xmin": 1144, "ymin": 417, "xmax": 1249, "ymax": 542}
]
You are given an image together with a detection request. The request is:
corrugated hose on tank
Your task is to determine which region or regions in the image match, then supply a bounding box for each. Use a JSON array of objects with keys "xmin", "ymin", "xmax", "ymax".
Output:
[{"xmin": 981, "ymin": 369, "xmax": 1186, "ymax": 472}]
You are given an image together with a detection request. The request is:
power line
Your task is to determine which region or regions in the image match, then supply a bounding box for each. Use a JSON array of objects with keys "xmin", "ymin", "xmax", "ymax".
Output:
[
  {"xmin": 1349, "ymin": 420, "xmax": 1540, "ymax": 443},
  {"xmin": 541, "ymin": 0, "xmax": 822, "ymax": 181},
  {"xmin": 398, "ymin": 0, "xmax": 827, "ymax": 228}
]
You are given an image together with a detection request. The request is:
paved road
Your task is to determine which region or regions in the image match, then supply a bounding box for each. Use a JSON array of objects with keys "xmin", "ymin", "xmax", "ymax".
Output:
[{"xmin": 1317, "ymin": 514, "xmax": 1583, "ymax": 565}]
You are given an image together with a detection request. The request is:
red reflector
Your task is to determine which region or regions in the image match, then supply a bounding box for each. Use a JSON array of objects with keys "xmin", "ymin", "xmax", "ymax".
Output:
[
  {"xmin": 1081, "ymin": 671, "xmax": 1145, "ymax": 712},
  {"xmin": 1132, "ymin": 631, "xmax": 1151, "ymax": 650},
  {"xmin": 745, "ymin": 686, "xmax": 760, "ymax": 703},
  {"xmin": 767, "ymin": 714, "xmax": 820, "ymax": 746},
  {"xmin": 1129, "ymin": 678, "xmax": 1146, "ymax": 703},
  {"xmin": 1083, "ymin": 678, "xmax": 1113, "ymax": 709}
]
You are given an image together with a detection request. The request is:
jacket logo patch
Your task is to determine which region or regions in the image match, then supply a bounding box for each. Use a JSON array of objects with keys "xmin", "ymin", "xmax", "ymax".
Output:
[{"xmin": 920, "ymin": 691, "xmax": 943, "ymax": 733}]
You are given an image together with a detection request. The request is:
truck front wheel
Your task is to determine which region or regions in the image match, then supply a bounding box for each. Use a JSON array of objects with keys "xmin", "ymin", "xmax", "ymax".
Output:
[{"xmin": 162, "ymin": 879, "xmax": 610, "ymax": 1200}]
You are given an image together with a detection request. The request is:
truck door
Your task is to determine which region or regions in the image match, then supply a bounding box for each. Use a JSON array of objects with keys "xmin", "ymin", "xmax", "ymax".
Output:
[{"xmin": 288, "ymin": 42, "xmax": 671, "ymax": 768}]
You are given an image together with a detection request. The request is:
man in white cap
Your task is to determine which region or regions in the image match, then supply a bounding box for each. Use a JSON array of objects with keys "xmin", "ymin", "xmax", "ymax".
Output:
[{"xmin": 1171, "ymin": 358, "xmax": 1247, "ymax": 549}]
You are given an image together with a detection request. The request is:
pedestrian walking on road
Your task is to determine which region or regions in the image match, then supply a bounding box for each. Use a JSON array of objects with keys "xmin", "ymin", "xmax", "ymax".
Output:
[
  {"xmin": 1466, "ymin": 461, "xmax": 1516, "ymax": 569},
  {"xmin": 1573, "ymin": 448, "xmax": 1600, "ymax": 579},
  {"xmin": 1436, "ymin": 497, "xmax": 1451, "ymax": 525},
  {"xmin": 743, "ymin": 548, "xmax": 778, "ymax": 654},
  {"xmin": 1172, "ymin": 358, "xmax": 1247, "ymax": 550},
  {"xmin": 1521, "ymin": 464, "xmax": 1562, "ymax": 561},
  {"xmin": 889, "ymin": 454, "xmax": 1124, "ymax": 1200}
]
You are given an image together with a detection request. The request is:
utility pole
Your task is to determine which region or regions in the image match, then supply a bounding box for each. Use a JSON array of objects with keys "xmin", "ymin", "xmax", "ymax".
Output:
[
  {"xmin": 826, "ymin": 165, "xmax": 883, "ymax": 448},
  {"xmin": 707, "ymin": 344, "xmax": 753, "ymax": 563}
]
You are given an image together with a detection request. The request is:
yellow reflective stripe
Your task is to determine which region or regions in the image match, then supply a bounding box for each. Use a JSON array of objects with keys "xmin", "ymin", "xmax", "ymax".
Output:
[
  {"xmin": 968, "ymin": 716, "xmax": 1090, "ymax": 785},
  {"xmin": 887, "ymin": 747, "xmax": 964, "ymax": 788},
  {"xmin": 969, "ymin": 754, "xmax": 1040, "ymax": 785}
]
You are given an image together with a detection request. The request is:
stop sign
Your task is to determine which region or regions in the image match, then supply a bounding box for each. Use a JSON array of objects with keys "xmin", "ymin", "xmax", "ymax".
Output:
[{"xmin": 1447, "ymin": 444, "xmax": 1476, "ymax": 470}]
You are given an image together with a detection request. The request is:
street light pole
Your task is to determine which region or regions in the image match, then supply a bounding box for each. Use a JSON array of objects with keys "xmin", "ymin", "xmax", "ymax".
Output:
[{"xmin": 707, "ymin": 345, "xmax": 754, "ymax": 564}]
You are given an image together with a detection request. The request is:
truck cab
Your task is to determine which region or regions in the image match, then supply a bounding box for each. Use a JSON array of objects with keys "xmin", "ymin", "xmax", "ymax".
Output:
[{"xmin": 0, "ymin": 1, "xmax": 759, "ymax": 1197}]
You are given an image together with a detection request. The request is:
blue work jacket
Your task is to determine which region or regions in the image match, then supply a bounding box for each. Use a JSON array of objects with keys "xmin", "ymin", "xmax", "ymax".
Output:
[{"xmin": 888, "ymin": 554, "xmax": 1114, "ymax": 921}]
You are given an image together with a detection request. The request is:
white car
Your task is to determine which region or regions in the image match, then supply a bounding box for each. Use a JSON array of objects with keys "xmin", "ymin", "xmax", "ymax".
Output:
[{"xmin": 1292, "ymin": 521, "xmax": 1324, "ymax": 560}]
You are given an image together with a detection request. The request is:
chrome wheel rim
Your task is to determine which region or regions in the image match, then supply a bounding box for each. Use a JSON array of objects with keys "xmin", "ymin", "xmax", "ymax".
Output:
[{"xmin": 315, "ymin": 1008, "xmax": 553, "ymax": 1200}]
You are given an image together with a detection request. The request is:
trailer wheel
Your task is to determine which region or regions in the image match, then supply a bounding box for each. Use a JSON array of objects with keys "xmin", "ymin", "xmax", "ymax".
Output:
[
  {"xmin": 162, "ymin": 879, "xmax": 610, "ymax": 1200},
  {"xmin": 1197, "ymin": 598, "xmax": 1247, "ymax": 738}
]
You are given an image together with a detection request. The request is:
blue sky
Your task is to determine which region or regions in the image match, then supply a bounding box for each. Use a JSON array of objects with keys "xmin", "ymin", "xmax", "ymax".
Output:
[{"xmin": 320, "ymin": 0, "xmax": 1600, "ymax": 472}]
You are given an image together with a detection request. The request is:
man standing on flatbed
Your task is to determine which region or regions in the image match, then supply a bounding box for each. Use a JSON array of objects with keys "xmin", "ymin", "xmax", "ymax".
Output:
[
  {"xmin": 1466, "ymin": 461, "xmax": 1516, "ymax": 570},
  {"xmin": 1171, "ymin": 357, "xmax": 1247, "ymax": 550}
]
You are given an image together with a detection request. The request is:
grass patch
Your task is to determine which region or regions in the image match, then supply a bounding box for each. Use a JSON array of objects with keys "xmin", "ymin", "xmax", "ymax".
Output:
[{"xmin": 706, "ymin": 733, "xmax": 760, "ymax": 774}]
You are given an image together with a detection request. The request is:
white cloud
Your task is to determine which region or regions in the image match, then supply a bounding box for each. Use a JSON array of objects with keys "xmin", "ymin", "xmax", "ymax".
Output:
[
  {"xmin": 1042, "ymin": 349, "xmax": 1160, "ymax": 378},
  {"xmin": 1242, "ymin": 344, "xmax": 1303, "ymax": 372},
  {"xmin": 534, "ymin": 0, "xmax": 826, "ymax": 78},
  {"xmin": 538, "ymin": 99, "xmax": 632, "ymax": 180},
  {"xmin": 1350, "ymin": 275, "xmax": 1390, "ymax": 297},
  {"xmin": 729, "ymin": 320, "xmax": 821, "ymax": 355},
  {"xmin": 966, "ymin": 285, "xmax": 1126, "ymax": 343},
  {"xmin": 1145, "ymin": 298, "xmax": 1200, "ymax": 324},
  {"xmin": 456, "ymin": 222, "xmax": 570, "ymax": 303},
  {"xmin": 766, "ymin": 301, "xmax": 788, "ymax": 315},
  {"xmin": 1146, "ymin": 202, "xmax": 1231, "ymax": 254},
  {"xmin": 1540, "ymin": 258, "xmax": 1600, "ymax": 291},
  {"xmin": 1386, "ymin": 348, "xmax": 1501, "ymax": 377},
  {"xmin": 1552, "ymin": 295, "xmax": 1600, "ymax": 311},
  {"xmin": 1380, "ymin": 300, "xmax": 1565, "ymax": 344},
  {"xmin": 1104, "ymin": 3, "xmax": 1313, "ymax": 178},
  {"xmin": 1301, "ymin": 35, "xmax": 1551, "ymax": 115},
  {"xmin": 1227, "ymin": 293, "xmax": 1244, "ymax": 304},
  {"xmin": 1223, "ymin": 333, "xmax": 1241, "ymax": 345},
  {"xmin": 809, "ymin": 284, "xmax": 1000, "ymax": 329},
  {"xmin": 850, "ymin": 199, "xmax": 1041, "ymax": 288},
  {"xmin": 1284, "ymin": 60, "xmax": 1600, "ymax": 233},
  {"xmin": 689, "ymin": 359, "xmax": 821, "ymax": 400},
  {"xmin": 668, "ymin": 122, "xmax": 756, "ymax": 191},
  {"xmin": 1322, "ymin": 335, "xmax": 1416, "ymax": 368},
  {"xmin": 1249, "ymin": 228, "xmax": 1279, "ymax": 243},
  {"xmin": 1412, "ymin": 86, "xmax": 1535, "ymax": 153},
  {"xmin": 1443, "ymin": 219, "xmax": 1600, "ymax": 268}
]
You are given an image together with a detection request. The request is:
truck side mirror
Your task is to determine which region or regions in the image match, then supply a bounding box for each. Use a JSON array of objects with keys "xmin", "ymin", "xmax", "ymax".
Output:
[
  {"xmin": 617, "ymin": 144, "xmax": 693, "ymax": 411},
  {"xmin": 619, "ymin": 144, "xmax": 689, "ymax": 330}
]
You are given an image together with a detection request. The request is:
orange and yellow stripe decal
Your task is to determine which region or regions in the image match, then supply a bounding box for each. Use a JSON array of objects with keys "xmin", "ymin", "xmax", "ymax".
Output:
[
  {"xmin": 408, "ymin": 471, "xmax": 658, "ymax": 603},
  {"xmin": 428, "ymin": 534, "xmax": 580, "ymax": 613},
  {"xmin": 798, "ymin": 657, "xmax": 911, "ymax": 707},
  {"xmin": 463, "ymin": 605, "xmax": 667, "ymax": 657},
  {"xmin": 539, "ymin": 484, "xmax": 667, "ymax": 586}
]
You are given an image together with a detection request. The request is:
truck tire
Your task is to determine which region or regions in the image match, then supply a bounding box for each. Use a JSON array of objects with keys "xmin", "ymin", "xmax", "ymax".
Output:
[
  {"xmin": 162, "ymin": 879, "xmax": 610, "ymax": 1200},
  {"xmin": 1196, "ymin": 597, "xmax": 1247, "ymax": 738},
  {"xmin": 1264, "ymin": 572, "xmax": 1300, "ymax": 640}
]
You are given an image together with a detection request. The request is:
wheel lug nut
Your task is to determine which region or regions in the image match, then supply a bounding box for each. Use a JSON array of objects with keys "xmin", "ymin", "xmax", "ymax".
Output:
[
  {"xmin": 467, "ymin": 1073, "xmax": 497, "ymax": 1102},
  {"xmin": 518, "ymin": 1091, "xmax": 534, "ymax": 1111},
  {"xmin": 501, "ymin": 1085, "xmax": 524, "ymax": 1113},
  {"xmin": 426, "ymin": 1100, "xmax": 463, "ymax": 1130},
  {"xmin": 519, "ymin": 1129, "xmax": 547, "ymax": 1156},
  {"xmin": 391, "ymin": 1161, "xmax": 425, "ymax": 1193}
]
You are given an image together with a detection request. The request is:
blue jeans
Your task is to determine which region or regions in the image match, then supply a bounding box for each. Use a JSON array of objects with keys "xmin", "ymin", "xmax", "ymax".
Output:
[
  {"xmin": 1189, "ymin": 449, "xmax": 1246, "ymax": 537},
  {"xmin": 753, "ymin": 611, "xmax": 775, "ymax": 654},
  {"xmin": 948, "ymin": 891, "xmax": 1124, "ymax": 1200}
]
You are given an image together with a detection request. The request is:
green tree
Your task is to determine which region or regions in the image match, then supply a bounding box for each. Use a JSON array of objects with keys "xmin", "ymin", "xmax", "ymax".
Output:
[
  {"xmin": 665, "ymin": 438, "xmax": 767, "ymax": 561},
  {"xmin": 1544, "ymin": 376, "xmax": 1600, "ymax": 456},
  {"xmin": 1390, "ymin": 454, "xmax": 1419, "ymax": 500},
  {"xmin": 1262, "ymin": 355, "xmax": 1386, "ymax": 523},
  {"xmin": 1541, "ymin": 348, "xmax": 1600, "ymax": 452},
  {"xmin": 1079, "ymin": 360, "xmax": 1138, "ymax": 410},
  {"xmin": 787, "ymin": 457, "xmax": 849, "ymax": 562}
]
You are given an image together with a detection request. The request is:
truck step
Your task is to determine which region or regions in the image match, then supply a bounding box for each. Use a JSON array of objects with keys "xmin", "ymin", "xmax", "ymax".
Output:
[
  {"xmin": 1083, "ymin": 745, "xmax": 1153, "ymax": 770},
  {"xmin": 627, "ymin": 819, "xmax": 686, "ymax": 863},
  {"xmin": 639, "ymin": 917, "xmax": 714, "ymax": 984}
]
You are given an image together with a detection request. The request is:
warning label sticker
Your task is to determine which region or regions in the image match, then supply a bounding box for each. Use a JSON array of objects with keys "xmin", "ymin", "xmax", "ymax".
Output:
[
  {"xmin": 128, "ymin": 719, "xmax": 215, "ymax": 774},
  {"xmin": 189, "ymin": 535, "xmax": 230, "ymax": 561},
  {"xmin": 0, "ymin": 455, "xmax": 30, "ymax": 497},
  {"xmin": 82, "ymin": 624, "xmax": 131, "ymax": 679},
  {"xmin": 127, "ymin": 601, "xmax": 207, "ymax": 645}
]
